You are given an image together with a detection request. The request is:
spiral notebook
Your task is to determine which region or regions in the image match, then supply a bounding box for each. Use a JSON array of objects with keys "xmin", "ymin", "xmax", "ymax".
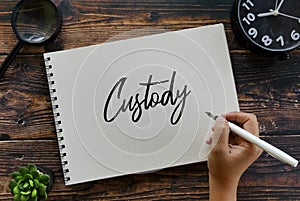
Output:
[{"xmin": 44, "ymin": 23, "xmax": 239, "ymax": 185}]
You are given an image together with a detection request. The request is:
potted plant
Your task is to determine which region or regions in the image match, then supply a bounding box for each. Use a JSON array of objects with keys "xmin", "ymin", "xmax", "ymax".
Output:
[{"xmin": 9, "ymin": 164, "xmax": 53, "ymax": 201}]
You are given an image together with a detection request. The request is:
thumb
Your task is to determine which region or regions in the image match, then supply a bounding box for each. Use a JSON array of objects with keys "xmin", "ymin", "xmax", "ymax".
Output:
[{"xmin": 210, "ymin": 116, "xmax": 230, "ymax": 151}]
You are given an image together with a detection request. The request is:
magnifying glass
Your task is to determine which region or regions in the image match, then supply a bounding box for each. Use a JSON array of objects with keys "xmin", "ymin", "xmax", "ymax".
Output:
[{"xmin": 0, "ymin": 0, "xmax": 62, "ymax": 80}]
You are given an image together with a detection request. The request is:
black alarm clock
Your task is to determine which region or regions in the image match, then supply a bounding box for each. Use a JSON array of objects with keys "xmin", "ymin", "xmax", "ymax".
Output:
[{"xmin": 232, "ymin": 0, "xmax": 300, "ymax": 57}]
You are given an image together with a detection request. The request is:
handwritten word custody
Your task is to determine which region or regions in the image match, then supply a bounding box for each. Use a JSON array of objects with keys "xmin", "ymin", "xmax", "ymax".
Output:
[{"xmin": 103, "ymin": 71, "xmax": 191, "ymax": 125}]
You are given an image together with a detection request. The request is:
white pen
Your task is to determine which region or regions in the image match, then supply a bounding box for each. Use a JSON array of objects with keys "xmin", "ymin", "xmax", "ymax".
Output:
[{"xmin": 206, "ymin": 112, "xmax": 298, "ymax": 167}]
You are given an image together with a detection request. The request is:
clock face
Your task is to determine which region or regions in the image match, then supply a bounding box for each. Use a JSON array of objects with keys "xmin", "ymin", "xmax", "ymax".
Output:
[{"xmin": 237, "ymin": 0, "xmax": 300, "ymax": 53}]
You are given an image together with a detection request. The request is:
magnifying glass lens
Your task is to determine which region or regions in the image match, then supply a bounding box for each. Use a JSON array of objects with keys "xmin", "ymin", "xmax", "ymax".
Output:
[{"xmin": 14, "ymin": 0, "xmax": 60, "ymax": 43}]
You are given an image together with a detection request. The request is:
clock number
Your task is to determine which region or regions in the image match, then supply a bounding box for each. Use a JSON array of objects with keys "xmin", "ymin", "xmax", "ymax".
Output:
[
  {"xmin": 276, "ymin": 36, "xmax": 284, "ymax": 47},
  {"xmin": 242, "ymin": 0, "xmax": 254, "ymax": 10},
  {"xmin": 248, "ymin": 27, "xmax": 258, "ymax": 38},
  {"xmin": 291, "ymin": 30, "xmax": 300, "ymax": 41},
  {"xmin": 243, "ymin": 13, "xmax": 255, "ymax": 25},
  {"xmin": 262, "ymin": 35, "xmax": 272, "ymax": 46},
  {"xmin": 246, "ymin": 0, "xmax": 254, "ymax": 6}
]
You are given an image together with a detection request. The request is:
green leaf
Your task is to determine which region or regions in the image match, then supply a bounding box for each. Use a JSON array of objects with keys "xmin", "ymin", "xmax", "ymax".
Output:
[
  {"xmin": 31, "ymin": 170, "xmax": 40, "ymax": 180},
  {"xmin": 31, "ymin": 189, "xmax": 37, "ymax": 198},
  {"xmin": 12, "ymin": 171, "xmax": 21, "ymax": 179},
  {"xmin": 38, "ymin": 183, "xmax": 46, "ymax": 195},
  {"xmin": 14, "ymin": 194, "xmax": 21, "ymax": 201},
  {"xmin": 22, "ymin": 182, "xmax": 29, "ymax": 189},
  {"xmin": 39, "ymin": 174, "xmax": 50, "ymax": 185},
  {"xmin": 13, "ymin": 186, "xmax": 20, "ymax": 195},
  {"xmin": 18, "ymin": 184, "xmax": 24, "ymax": 191},
  {"xmin": 33, "ymin": 179, "xmax": 39, "ymax": 188},
  {"xmin": 15, "ymin": 176, "xmax": 23, "ymax": 182},
  {"xmin": 20, "ymin": 190, "xmax": 31, "ymax": 196},
  {"xmin": 24, "ymin": 174, "xmax": 33, "ymax": 180},
  {"xmin": 28, "ymin": 197, "xmax": 38, "ymax": 201},
  {"xmin": 18, "ymin": 167, "xmax": 29, "ymax": 176},
  {"xmin": 20, "ymin": 194, "xmax": 29, "ymax": 201},
  {"xmin": 28, "ymin": 164, "xmax": 37, "ymax": 172},
  {"xmin": 17, "ymin": 179, "xmax": 24, "ymax": 190},
  {"xmin": 29, "ymin": 180, "xmax": 34, "ymax": 187},
  {"xmin": 9, "ymin": 180, "xmax": 18, "ymax": 190}
]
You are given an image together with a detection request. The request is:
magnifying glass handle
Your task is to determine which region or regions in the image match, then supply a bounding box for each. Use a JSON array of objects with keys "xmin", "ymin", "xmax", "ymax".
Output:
[{"xmin": 0, "ymin": 41, "xmax": 24, "ymax": 80}]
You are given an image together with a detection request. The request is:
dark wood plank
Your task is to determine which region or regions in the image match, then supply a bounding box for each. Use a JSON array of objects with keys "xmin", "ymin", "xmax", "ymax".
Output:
[
  {"xmin": 0, "ymin": 136, "xmax": 299, "ymax": 200},
  {"xmin": 231, "ymin": 52, "xmax": 300, "ymax": 136},
  {"xmin": 0, "ymin": 0, "xmax": 235, "ymax": 53},
  {"xmin": 0, "ymin": 55, "xmax": 56, "ymax": 139}
]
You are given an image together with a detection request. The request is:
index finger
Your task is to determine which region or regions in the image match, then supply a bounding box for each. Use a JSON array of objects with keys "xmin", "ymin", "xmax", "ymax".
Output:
[{"xmin": 225, "ymin": 112, "xmax": 259, "ymax": 137}]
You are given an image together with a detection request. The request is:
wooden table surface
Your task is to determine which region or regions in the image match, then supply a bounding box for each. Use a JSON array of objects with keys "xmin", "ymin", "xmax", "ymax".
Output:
[{"xmin": 0, "ymin": 0, "xmax": 300, "ymax": 200}]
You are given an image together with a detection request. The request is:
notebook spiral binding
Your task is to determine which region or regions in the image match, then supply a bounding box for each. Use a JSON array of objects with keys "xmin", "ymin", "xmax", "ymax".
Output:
[{"xmin": 45, "ymin": 57, "xmax": 71, "ymax": 183}]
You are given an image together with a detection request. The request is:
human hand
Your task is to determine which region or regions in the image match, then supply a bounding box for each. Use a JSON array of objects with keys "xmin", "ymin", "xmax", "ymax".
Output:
[{"xmin": 207, "ymin": 112, "xmax": 262, "ymax": 200}]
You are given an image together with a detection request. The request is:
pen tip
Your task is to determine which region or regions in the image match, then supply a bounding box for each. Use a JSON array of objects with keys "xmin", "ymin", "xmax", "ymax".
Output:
[{"xmin": 205, "ymin": 112, "xmax": 218, "ymax": 120}]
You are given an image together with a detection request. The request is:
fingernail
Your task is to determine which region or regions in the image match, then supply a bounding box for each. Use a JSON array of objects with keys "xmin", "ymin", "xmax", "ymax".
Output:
[
  {"xmin": 213, "ymin": 116, "xmax": 226, "ymax": 134},
  {"xmin": 215, "ymin": 116, "xmax": 226, "ymax": 125},
  {"xmin": 206, "ymin": 136, "xmax": 213, "ymax": 145}
]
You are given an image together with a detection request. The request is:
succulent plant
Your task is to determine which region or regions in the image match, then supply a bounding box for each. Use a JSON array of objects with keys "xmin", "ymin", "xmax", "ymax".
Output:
[{"xmin": 9, "ymin": 164, "xmax": 50, "ymax": 201}]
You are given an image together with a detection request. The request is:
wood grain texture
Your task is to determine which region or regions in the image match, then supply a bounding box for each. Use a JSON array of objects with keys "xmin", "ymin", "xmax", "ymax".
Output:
[
  {"xmin": 0, "ymin": 0, "xmax": 300, "ymax": 200},
  {"xmin": 0, "ymin": 136, "xmax": 299, "ymax": 200}
]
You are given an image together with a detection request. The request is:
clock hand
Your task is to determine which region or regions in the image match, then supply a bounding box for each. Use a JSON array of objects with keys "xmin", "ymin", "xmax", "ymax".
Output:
[
  {"xmin": 263, "ymin": 8, "xmax": 300, "ymax": 23},
  {"xmin": 274, "ymin": 0, "xmax": 279, "ymax": 10},
  {"xmin": 257, "ymin": 0, "xmax": 284, "ymax": 17},
  {"xmin": 276, "ymin": 0, "xmax": 285, "ymax": 12},
  {"xmin": 277, "ymin": 11, "xmax": 300, "ymax": 23},
  {"xmin": 257, "ymin": 10, "xmax": 277, "ymax": 17}
]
